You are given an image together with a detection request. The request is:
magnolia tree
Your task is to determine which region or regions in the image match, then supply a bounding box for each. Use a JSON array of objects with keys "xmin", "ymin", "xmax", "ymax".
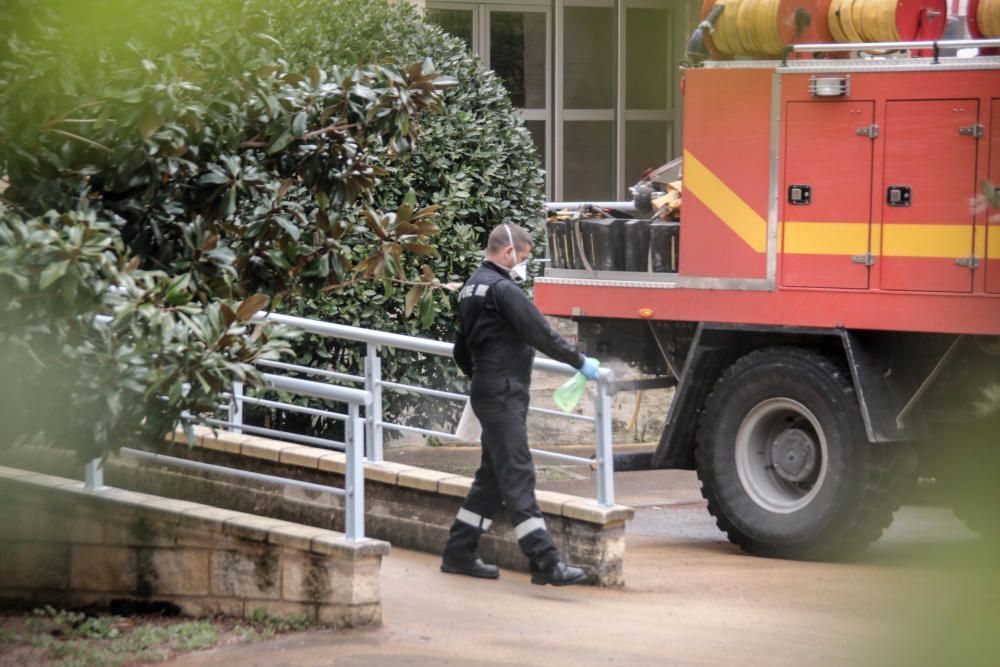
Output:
[{"xmin": 0, "ymin": 0, "xmax": 457, "ymax": 459}]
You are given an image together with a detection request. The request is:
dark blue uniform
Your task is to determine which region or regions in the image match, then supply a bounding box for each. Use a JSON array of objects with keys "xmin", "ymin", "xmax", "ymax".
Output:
[{"xmin": 443, "ymin": 261, "xmax": 585, "ymax": 570}]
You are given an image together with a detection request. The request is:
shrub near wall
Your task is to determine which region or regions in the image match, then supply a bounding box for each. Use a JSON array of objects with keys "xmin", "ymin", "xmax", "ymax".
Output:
[{"xmin": 255, "ymin": 0, "xmax": 547, "ymax": 440}]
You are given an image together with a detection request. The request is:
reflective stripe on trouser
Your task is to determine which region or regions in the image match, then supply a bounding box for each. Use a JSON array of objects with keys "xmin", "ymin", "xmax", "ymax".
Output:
[
  {"xmin": 456, "ymin": 507, "xmax": 493, "ymax": 531},
  {"xmin": 442, "ymin": 390, "xmax": 560, "ymax": 570}
]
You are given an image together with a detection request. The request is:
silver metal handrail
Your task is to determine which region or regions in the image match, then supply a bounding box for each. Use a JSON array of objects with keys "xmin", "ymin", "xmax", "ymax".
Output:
[
  {"xmin": 242, "ymin": 310, "xmax": 619, "ymax": 506},
  {"xmin": 83, "ymin": 367, "xmax": 372, "ymax": 541}
]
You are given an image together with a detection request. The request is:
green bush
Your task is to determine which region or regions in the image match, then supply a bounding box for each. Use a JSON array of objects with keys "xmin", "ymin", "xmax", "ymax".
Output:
[
  {"xmin": 249, "ymin": 0, "xmax": 546, "ymax": 440},
  {"xmin": 0, "ymin": 0, "xmax": 452, "ymax": 455}
]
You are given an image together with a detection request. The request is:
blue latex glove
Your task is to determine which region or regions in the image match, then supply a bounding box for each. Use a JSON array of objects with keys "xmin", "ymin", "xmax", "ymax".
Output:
[{"xmin": 579, "ymin": 357, "xmax": 601, "ymax": 381}]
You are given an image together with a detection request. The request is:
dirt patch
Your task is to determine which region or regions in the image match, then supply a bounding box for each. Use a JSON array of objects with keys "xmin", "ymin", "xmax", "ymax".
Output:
[{"xmin": 0, "ymin": 605, "xmax": 315, "ymax": 667}]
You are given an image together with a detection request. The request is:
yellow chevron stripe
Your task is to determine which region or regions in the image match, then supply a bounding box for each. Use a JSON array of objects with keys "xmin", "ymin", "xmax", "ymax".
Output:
[
  {"xmin": 783, "ymin": 222, "xmax": 869, "ymax": 255},
  {"xmin": 882, "ymin": 224, "xmax": 973, "ymax": 258},
  {"xmin": 683, "ymin": 150, "xmax": 767, "ymax": 253}
]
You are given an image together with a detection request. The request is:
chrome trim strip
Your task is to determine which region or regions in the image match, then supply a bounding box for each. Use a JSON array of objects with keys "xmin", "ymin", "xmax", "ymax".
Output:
[
  {"xmin": 537, "ymin": 272, "xmax": 775, "ymax": 291},
  {"xmin": 768, "ymin": 71, "xmax": 782, "ymax": 283},
  {"xmin": 791, "ymin": 39, "xmax": 1000, "ymax": 52},
  {"xmin": 702, "ymin": 57, "xmax": 1000, "ymax": 73}
]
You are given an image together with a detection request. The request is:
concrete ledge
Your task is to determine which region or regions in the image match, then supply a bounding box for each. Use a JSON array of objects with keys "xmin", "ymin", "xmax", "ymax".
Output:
[
  {"xmin": 174, "ymin": 426, "xmax": 635, "ymax": 527},
  {"xmin": 165, "ymin": 426, "xmax": 634, "ymax": 586},
  {"xmin": 2, "ymin": 427, "xmax": 634, "ymax": 586},
  {"xmin": 0, "ymin": 465, "xmax": 388, "ymax": 628}
]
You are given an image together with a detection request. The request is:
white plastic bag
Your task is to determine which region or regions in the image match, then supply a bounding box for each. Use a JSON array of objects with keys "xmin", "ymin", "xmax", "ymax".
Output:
[{"xmin": 453, "ymin": 399, "xmax": 482, "ymax": 444}]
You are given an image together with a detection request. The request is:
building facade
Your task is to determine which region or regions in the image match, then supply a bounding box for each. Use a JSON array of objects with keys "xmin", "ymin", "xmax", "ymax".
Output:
[{"xmin": 424, "ymin": 0, "xmax": 700, "ymax": 201}]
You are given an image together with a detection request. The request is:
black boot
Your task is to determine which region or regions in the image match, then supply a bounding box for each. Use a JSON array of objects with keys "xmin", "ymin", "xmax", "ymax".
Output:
[
  {"xmin": 530, "ymin": 560, "xmax": 588, "ymax": 586},
  {"xmin": 441, "ymin": 557, "xmax": 500, "ymax": 579}
]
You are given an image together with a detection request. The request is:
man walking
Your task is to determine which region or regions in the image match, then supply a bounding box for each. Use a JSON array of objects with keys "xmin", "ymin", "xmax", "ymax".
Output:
[{"xmin": 441, "ymin": 222, "xmax": 601, "ymax": 586}]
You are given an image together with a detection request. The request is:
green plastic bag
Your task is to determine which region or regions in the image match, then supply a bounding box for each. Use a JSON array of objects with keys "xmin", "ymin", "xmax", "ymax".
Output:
[{"xmin": 553, "ymin": 360, "xmax": 599, "ymax": 412}]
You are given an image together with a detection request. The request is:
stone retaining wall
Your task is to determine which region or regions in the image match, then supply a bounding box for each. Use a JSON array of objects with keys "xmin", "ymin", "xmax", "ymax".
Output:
[
  {"xmin": 0, "ymin": 466, "xmax": 389, "ymax": 627},
  {"xmin": 0, "ymin": 427, "xmax": 634, "ymax": 586}
]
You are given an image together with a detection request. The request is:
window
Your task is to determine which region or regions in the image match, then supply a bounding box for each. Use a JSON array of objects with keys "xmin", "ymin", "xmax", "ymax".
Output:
[{"xmin": 426, "ymin": 1, "xmax": 691, "ymax": 202}]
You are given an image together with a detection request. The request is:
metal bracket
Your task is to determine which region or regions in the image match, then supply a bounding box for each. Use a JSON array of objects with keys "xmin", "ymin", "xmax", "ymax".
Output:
[
  {"xmin": 851, "ymin": 253, "xmax": 876, "ymax": 266},
  {"xmin": 955, "ymin": 256, "xmax": 981, "ymax": 269},
  {"xmin": 856, "ymin": 124, "xmax": 879, "ymax": 138},
  {"xmin": 896, "ymin": 336, "xmax": 964, "ymax": 428},
  {"xmin": 958, "ymin": 124, "xmax": 984, "ymax": 138}
]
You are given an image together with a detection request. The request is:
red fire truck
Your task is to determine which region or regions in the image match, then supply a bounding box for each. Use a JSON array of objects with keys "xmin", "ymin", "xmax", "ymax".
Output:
[{"xmin": 536, "ymin": 8, "xmax": 1000, "ymax": 559}]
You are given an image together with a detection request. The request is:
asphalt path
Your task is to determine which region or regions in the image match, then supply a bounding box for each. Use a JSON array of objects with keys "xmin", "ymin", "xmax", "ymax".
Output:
[{"xmin": 171, "ymin": 461, "xmax": 998, "ymax": 667}]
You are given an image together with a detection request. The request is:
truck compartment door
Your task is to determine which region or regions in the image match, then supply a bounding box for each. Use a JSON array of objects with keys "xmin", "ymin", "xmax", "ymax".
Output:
[
  {"xmin": 879, "ymin": 100, "xmax": 978, "ymax": 293},
  {"xmin": 781, "ymin": 101, "xmax": 874, "ymax": 289},
  {"xmin": 988, "ymin": 99, "xmax": 1000, "ymax": 295}
]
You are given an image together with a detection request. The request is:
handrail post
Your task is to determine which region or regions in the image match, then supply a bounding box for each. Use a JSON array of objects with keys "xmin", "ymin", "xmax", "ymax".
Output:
[
  {"xmin": 84, "ymin": 457, "xmax": 104, "ymax": 491},
  {"xmin": 364, "ymin": 343, "xmax": 384, "ymax": 462},
  {"xmin": 345, "ymin": 402, "xmax": 366, "ymax": 541},
  {"xmin": 594, "ymin": 369, "xmax": 615, "ymax": 506},
  {"xmin": 229, "ymin": 380, "xmax": 244, "ymax": 435}
]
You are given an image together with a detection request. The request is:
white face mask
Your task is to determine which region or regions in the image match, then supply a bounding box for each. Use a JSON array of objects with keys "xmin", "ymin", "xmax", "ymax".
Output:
[{"xmin": 504, "ymin": 224, "xmax": 529, "ymax": 282}]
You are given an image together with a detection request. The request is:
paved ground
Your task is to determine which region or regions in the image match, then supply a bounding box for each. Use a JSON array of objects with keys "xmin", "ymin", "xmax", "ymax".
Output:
[{"xmin": 171, "ymin": 448, "xmax": 999, "ymax": 667}]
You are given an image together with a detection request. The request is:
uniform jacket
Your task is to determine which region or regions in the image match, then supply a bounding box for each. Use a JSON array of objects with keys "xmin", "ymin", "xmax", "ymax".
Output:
[{"xmin": 453, "ymin": 261, "xmax": 584, "ymax": 387}]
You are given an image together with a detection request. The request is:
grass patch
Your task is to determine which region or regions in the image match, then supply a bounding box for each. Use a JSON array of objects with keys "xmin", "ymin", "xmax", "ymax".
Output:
[{"xmin": 0, "ymin": 605, "xmax": 320, "ymax": 666}]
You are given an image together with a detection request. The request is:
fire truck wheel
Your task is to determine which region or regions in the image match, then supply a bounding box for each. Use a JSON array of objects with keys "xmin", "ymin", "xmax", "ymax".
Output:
[{"xmin": 696, "ymin": 347, "xmax": 916, "ymax": 560}]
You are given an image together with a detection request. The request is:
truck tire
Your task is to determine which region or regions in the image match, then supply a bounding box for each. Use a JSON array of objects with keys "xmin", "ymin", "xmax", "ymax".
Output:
[{"xmin": 695, "ymin": 347, "xmax": 916, "ymax": 560}]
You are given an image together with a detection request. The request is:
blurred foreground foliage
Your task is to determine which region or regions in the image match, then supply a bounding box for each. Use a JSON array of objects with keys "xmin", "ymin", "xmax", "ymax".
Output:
[{"xmin": 0, "ymin": 0, "xmax": 463, "ymax": 457}]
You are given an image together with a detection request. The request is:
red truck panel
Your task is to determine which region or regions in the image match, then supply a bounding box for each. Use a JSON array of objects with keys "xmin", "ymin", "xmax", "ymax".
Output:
[
  {"xmin": 536, "ymin": 64, "xmax": 1000, "ymax": 337},
  {"xmin": 782, "ymin": 100, "xmax": 874, "ymax": 289},
  {"xmin": 679, "ymin": 68, "xmax": 770, "ymax": 279},
  {"xmin": 879, "ymin": 100, "xmax": 978, "ymax": 293}
]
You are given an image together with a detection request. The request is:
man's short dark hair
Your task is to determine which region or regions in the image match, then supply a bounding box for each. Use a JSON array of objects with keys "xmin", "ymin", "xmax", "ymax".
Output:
[{"xmin": 487, "ymin": 223, "xmax": 532, "ymax": 255}]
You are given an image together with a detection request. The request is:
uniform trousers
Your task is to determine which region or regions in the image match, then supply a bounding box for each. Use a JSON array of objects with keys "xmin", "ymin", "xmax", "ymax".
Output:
[{"xmin": 442, "ymin": 376, "xmax": 560, "ymax": 570}]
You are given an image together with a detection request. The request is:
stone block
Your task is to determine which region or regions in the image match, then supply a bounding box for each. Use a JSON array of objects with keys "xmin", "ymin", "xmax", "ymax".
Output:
[
  {"xmin": 178, "ymin": 506, "xmax": 245, "ymax": 533},
  {"xmin": 103, "ymin": 517, "xmax": 175, "ymax": 548},
  {"xmin": 197, "ymin": 430, "xmax": 243, "ymax": 455},
  {"xmin": 363, "ymin": 461, "xmax": 409, "ymax": 485},
  {"xmin": 70, "ymin": 545, "xmax": 137, "ymax": 592},
  {"xmin": 436, "ymin": 476, "xmax": 472, "ymax": 498},
  {"xmin": 279, "ymin": 446, "xmax": 321, "ymax": 469},
  {"xmin": 239, "ymin": 436, "xmax": 287, "ymax": 462},
  {"xmin": 282, "ymin": 554, "xmax": 335, "ymax": 604},
  {"xmin": 0, "ymin": 508, "xmax": 103, "ymax": 545},
  {"xmin": 223, "ymin": 516, "xmax": 289, "ymax": 543},
  {"xmin": 0, "ymin": 466, "xmax": 38, "ymax": 480},
  {"xmin": 99, "ymin": 488, "xmax": 155, "ymax": 514},
  {"xmin": 561, "ymin": 499, "xmax": 634, "ymax": 525},
  {"xmin": 140, "ymin": 548, "xmax": 210, "ymax": 596},
  {"xmin": 310, "ymin": 535, "xmax": 390, "ymax": 559},
  {"xmin": 171, "ymin": 595, "xmax": 245, "ymax": 618},
  {"xmin": 329, "ymin": 556, "xmax": 381, "ymax": 606},
  {"xmin": 0, "ymin": 543, "xmax": 69, "ymax": 590},
  {"xmin": 318, "ymin": 602, "xmax": 381, "ymax": 629},
  {"xmin": 535, "ymin": 490, "xmax": 573, "ymax": 516},
  {"xmin": 395, "ymin": 468, "xmax": 453, "ymax": 493},
  {"xmin": 138, "ymin": 497, "xmax": 211, "ymax": 525},
  {"xmin": 316, "ymin": 453, "xmax": 346, "ymax": 475},
  {"xmin": 210, "ymin": 548, "xmax": 282, "ymax": 600},
  {"xmin": 166, "ymin": 424, "xmax": 215, "ymax": 447},
  {"xmin": 267, "ymin": 524, "xmax": 330, "ymax": 552}
]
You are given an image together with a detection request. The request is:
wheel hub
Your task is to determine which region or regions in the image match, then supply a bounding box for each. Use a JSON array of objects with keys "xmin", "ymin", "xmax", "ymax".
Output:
[
  {"xmin": 734, "ymin": 397, "xmax": 829, "ymax": 514},
  {"xmin": 769, "ymin": 428, "xmax": 818, "ymax": 483}
]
